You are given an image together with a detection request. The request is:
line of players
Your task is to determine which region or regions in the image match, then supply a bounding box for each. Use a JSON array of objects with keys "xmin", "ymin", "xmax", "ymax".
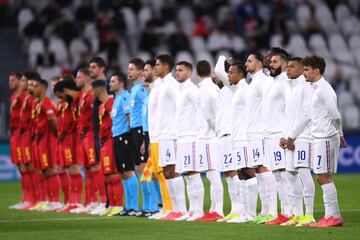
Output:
[
  {"xmin": 8, "ymin": 57, "xmax": 168, "ymax": 217},
  {"xmin": 8, "ymin": 48, "xmax": 346, "ymax": 227}
]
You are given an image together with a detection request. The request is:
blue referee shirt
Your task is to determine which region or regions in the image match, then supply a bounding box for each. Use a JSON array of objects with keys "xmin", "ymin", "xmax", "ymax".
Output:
[
  {"xmin": 130, "ymin": 81, "xmax": 149, "ymax": 129},
  {"xmin": 142, "ymin": 96, "xmax": 149, "ymax": 132},
  {"xmin": 111, "ymin": 90, "xmax": 131, "ymax": 137}
]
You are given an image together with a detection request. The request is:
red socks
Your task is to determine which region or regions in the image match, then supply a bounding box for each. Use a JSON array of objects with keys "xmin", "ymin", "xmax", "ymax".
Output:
[
  {"xmin": 37, "ymin": 173, "xmax": 47, "ymax": 202},
  {"xmin": 107, "ymin": 175, "xmax": 124, "ymax": 207},
  {"xmin": 46, "ymin": 174, "xmax": 60, "ymax": 203},
  {"xmin": 70, "ymin": 173, "xmax": 83, "ymax": 205},
  {"xmin": 59, "ymin": 172, "xmax": 71, "ymax": 204},
  {"xmin": 94, "ymin": 170, "xmax": 107, "ymax": 204}
]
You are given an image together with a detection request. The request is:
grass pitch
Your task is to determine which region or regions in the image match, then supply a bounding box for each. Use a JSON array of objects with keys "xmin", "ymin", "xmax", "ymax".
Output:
[{"xmin": 0, "ymin": 175, "xmax": 360, "ymax": 240}]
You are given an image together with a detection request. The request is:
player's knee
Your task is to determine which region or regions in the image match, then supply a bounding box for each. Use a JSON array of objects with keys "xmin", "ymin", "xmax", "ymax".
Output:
[{"xmin": 316, "ymin": 174, "xmax": 331, "ymax": 185}]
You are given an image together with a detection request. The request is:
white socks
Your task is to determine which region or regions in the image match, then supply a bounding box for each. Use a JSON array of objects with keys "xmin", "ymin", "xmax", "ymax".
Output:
[
  {"xmin": 226, "ymin": 175, "xmax": 241, "ymax": 214},
  {"xmin": 298, "ymin": 168, "xmax": 315, "ymax": 216},
  {"xmin": 287, "ymin": 171, "xmax": 303, "ymax": 216},
  {"xmin": 274, "ymin": 171, "xmax": 292, "ymax": 217},
  {"xmin": 261, "ymin": 171, "xmax": 278, "ymax": 217},
  {"xmin": 321, "ymin": 182, "xmax": 340, "ymax": 218},
  {"xmin": 239, "ymin": 180, "xmax": 247, "ymax": 216},
  {"xmin": 186, "ymin": 173, "xmax": 204, "ymax": 214},
  {"xmin": 206, "ymin": 170, "xmax": 224, "ymax": 215},
  {"xmin": 166, "ymin": 176, "xmax": 187, "ymax": 213},
  {"xmin": 255, "ymin": 173, "xmax": 268, "ymax": 215},
  {"xmin": 246, "ymin": 177, "xmax": 258, "ymax": 218}
]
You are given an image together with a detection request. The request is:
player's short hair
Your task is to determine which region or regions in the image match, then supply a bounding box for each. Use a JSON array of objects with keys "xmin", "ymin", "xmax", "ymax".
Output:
[
  {"xmin": 111, "ymin": 72, "xmax": 127, "ymax": 88},
  {"xmin": 231, "ymin": 62, "xmax": 247, "ymax": 77},
  {"xmin": 61, "ymin": 75, "xmax": 75, "ymax": 82},
  {"xmin": 129, "ymin": 58, "xmax": 145, "ymax": 70},
  {"xmin": 289, "ymin": 57, "xmax": 303, "ymax": 63},
  {"xmin": 176, "ymin": 61, "xmax": 193, "ymax": 71},
  {"xmin": 33, "ymin": 78, "xmax": 48, "ymax": 89},
  {"xmin": 89, "ymin": 56, "xmax": 106, "ymax": 69},
  {"xmin": 196, "ymin": 60, "xmax": 211, "ymax": 77},
  {"xmin": 302, "ymin": 55, "xmax": 326, "ymax": 75},
  {"xmin": 145, "ymin": 59, "xmax": 156, "ymax": 68},
  {"xmin": 53, "ymin": 80, "xmax": 65, "ymax": 94},
  {"xmin": 268, "ymin": 47, "xmax": 290, "ymax": 60},
  {"xmin": 273, "ymin": 52, "xmax": 289, "ymax": 62},
  {"xmin": 9, "ymin": 71, "xmax": 23, "ymax": 79},
  {"xmin": 61, "ymin": 79, "xmax": 79, "ymax": 91},
  {"xmin": 156, "ymin": 54, "xmax": 175, "ymax": 71},
  {"xmin": 250, "ymin": 51, "xmax": 264, "ymax": 63},
  {"xmin": 91, "ymin": 79, "xmax": 107, "ymax": 88},
  {"xmin": 78, "ymin": 67, "xmax": 91, "ymax": 77},
  {"xmin": 23, "ymin": 70, "xmax": 41, "ymax": 81}
]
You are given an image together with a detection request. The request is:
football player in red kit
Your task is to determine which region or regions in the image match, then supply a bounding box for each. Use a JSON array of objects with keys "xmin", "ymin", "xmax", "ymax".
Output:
[
  {"xmin": 32, "ymin": 77, "xmax": 61, "ymax": 211},
  {"xmin": 70, "ymin": 68, "xmax": 107, "ymax": 214},
  {"xmin": 91, "ymin": 80, "xmax": 124, "ymax": 216},
  {"xmin": 8, "ymin": 72, "xmax": 29, "ymax": 210}
]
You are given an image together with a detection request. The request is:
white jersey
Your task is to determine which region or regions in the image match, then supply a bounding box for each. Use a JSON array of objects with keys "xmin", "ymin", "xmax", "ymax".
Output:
[
  {"xmin": 197, "ymin": 77, "xmax": 220, "ymax": 141},
  {"xmin": 262, "ymin": 71, "xmax": 288, "ymax": 136},
  {"xmin": 244, "ymin": 69, "xmax": 272, "ymax": 140},
  {"xmin": 176, "ymin": 79, "xmax": 199, "ymax": 143},
  {"xmin": 214, "ymin": 55, "xmax": 236, "ymax": 137},
  {"xmin": 284, "ymin": 75, "xmax": 314, "ymax": 143},
  {"xmin": 232, "ymin": 80, "xmax": 249, "ymax": 141},
  {"xmin": 148, "ymin": 78, "xmax": 162, "ymax": 143},
  {"xmin": 310, "ymin": 77, "xmax": 342, "ymax": 139},
  {"xmin": 157, "ymin": 73, "xmax": 179, "ymax": 140}
]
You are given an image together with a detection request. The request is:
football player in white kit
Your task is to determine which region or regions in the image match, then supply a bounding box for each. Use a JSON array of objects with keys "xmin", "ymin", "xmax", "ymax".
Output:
[
  {"xmin": 302, "ymin": 55, "xmax": 347, "ymax": 227},
  {"xmin": 194, "ymin": 60, "xmax": 224, "ymax": 222},
  {"xmin": 154, "ymin": 54, "xmax": 184, "ymax": 221},
  {"xmin": 243, "ymin": 52, "xmax": 278, "ymax": 224},
  {"xmin": 263, "ymin": 51, "xmax": 293, "ymax": 225},
  {"xmin": 280, "ymin": 57, "xmax": 316, "ymax": 226},
  {"xmin": 214, "ymin": 56, "xmax": 259, "ymax": 223},
  {"xmin": 172, "ymin": 61, "xmax": 204, "ymax": 221}
]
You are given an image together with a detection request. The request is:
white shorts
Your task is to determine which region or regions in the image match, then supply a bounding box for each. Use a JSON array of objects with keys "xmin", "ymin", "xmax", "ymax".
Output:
[
  {"xmin": 264, "ymin": 135, "xmax": 286, "ymax": 171},
  {"xmin": 175, "ymin": 142, "xmax": 196, "ymax": 173},
  {"xmin": 247, "ymin": 139, "xmax": 265, "ymax": 168},
  {"xmin": 195, "ymin": 141, "xmax": 218, "ymax": 171},
  {"xmin": 218, "ymin": 136, "xmax": 236, "ymax": 172},
  {"xmin": 233, "ymin": 141, "xmax": 250, "ymax": 170},
  {"xmin": 159, "ymin": 139, "xmax": 177, "ymax": 167},
  {"xmin": 312, "ymin": 138, "xmax": 340, "ymax": 174},
  {"xmin": 294, "ymin": 142, "xmax": 313, "ymax": 169}
]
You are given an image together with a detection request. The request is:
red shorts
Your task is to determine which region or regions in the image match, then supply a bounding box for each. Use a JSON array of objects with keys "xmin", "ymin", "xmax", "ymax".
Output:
[
  {"xmin": 19, "ymin": 130, "xmax": 32, "ymax": 165},
  {"xmin": 37, "ymin": 134, "xmax": 57, "ymax": 170},
  {"xmin": 31, "ymin": 138, "xmax": 39, "ymax": 170},
  {"xmin": 10, "ymin": 130, "xmax": 22, "ymax": 164},
  {"xmin": 78, "ymin": 131, "xmax": 97, "ymax": 168},
  {"xmin": 100, "ymin": 138, "xmax": 118, "ymax": 175},
  {"xmin": 59, "ymin": 134, "xmax": 78, "ymax": 167}
]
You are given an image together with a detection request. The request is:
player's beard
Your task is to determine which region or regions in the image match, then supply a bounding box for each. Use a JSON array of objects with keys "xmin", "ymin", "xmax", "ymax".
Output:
[
  {"xmin": 270, "ymin": 66, "xmax": 282, "ymax": 77},
  {"xmin": 65, "ymin": 95, "xmax": 73, "ymax": 103}
]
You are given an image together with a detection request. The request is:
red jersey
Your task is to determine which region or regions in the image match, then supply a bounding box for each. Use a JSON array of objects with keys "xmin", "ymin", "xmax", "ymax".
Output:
[
  {"xmin": 10, "ymin": 91, "xmax": 26, "ymax": 133},
  {"xmin": 34, "ymin": 97, "xmax": 57, "ymax": 140},
  {"xmin": 57, "ymin": 99, "xmax": 75, "ymax": 141},
  {"xmin": 78, "ymin": 90, "xmax": 94, "ymax": 131},
  {"xmin": 19, "ymin": 94, "xmax": 36, "ymax": 131},
  {"xmin": 99, "ymin": 98, "xmax": 114, "ymax": 141}
]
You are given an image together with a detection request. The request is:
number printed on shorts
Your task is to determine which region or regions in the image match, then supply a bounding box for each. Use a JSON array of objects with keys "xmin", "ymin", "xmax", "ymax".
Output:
[
  {"xmin": 297, "ymin": 150, "xmax": 306, "ymax": 161},
  {"xmin": 236, "ymin": 152, "xmax": 241, "ymax": 163},
  {"xmin": 253, "ymin": 148, "xmax": 260, "ymax": 160},
  {"xmin": 316, "ymin": 155, "xmax": 321, "ymax": 169},
  {"xmin": 273, "ymin": 151, "xmax": 282, "ymax": 161},
  {"xmin": 184, "ymin": 155, "xmax": 191, "ymax": 166},
  {"xmin": 199, "ymin": 154, "xmax": 204, "ymax": 165},
  {"xmin": 166, "ymin": 149, "xmax": 171, "ymax": 161},
  {"xmin": 223, "ymin": 154, "xmax": 232, "ymax": 165}
]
